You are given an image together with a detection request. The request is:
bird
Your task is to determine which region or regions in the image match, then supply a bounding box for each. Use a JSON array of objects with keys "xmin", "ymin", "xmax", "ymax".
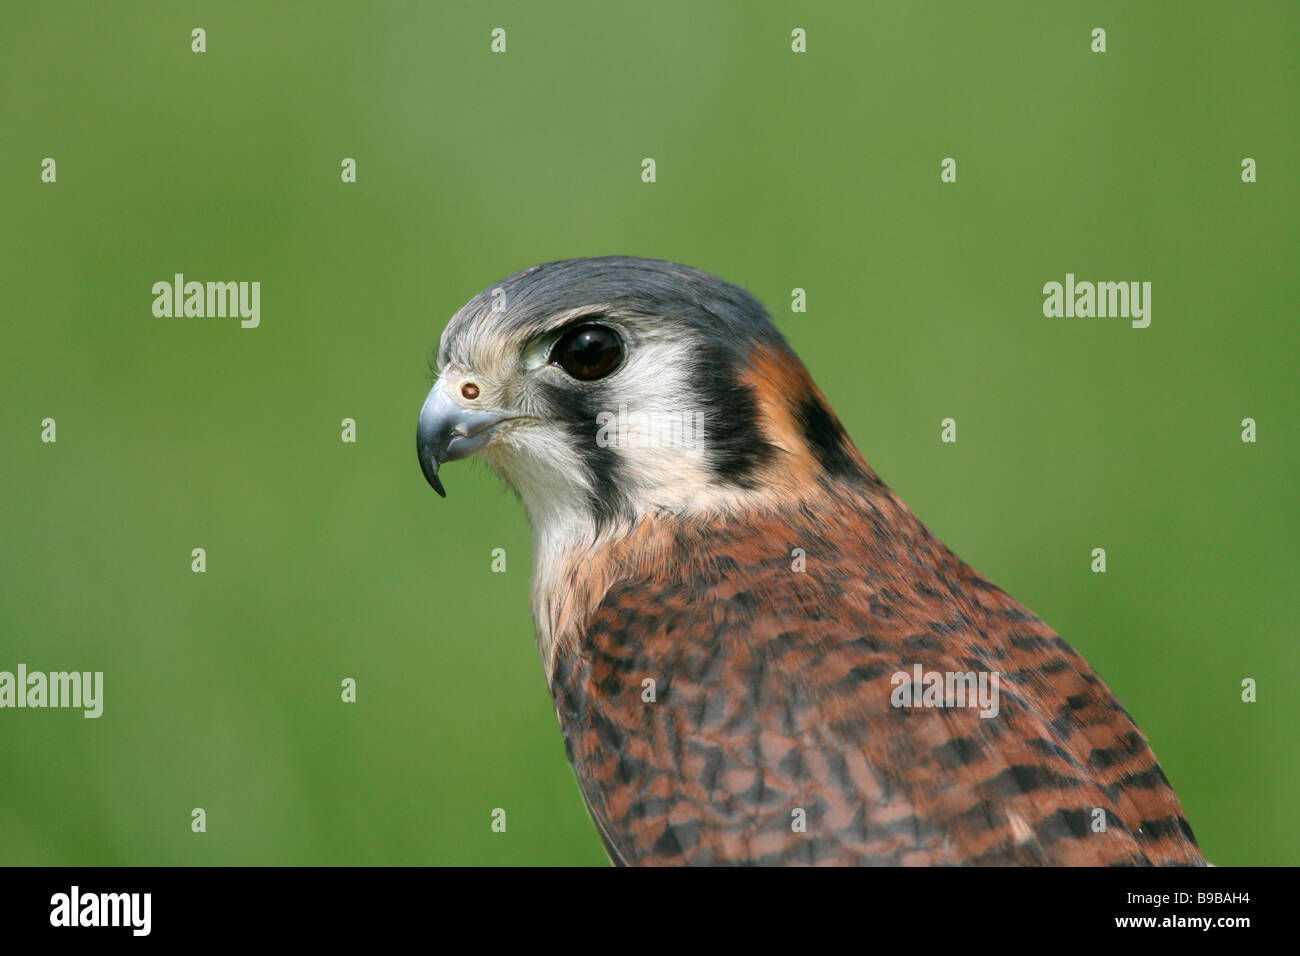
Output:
[{"xmin": 416, "ymin": 256, "xmax": 1205, "ymax": 866}]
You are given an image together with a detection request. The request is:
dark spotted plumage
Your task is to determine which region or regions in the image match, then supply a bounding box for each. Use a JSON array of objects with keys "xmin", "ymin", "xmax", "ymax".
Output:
[
  {"xmin": 551, "ymin": 476, "xmax": 1203, "ymax": 865},
  {"xmin": 420, "ymin": 256, "xmax": 1204, "ymax": 866}
]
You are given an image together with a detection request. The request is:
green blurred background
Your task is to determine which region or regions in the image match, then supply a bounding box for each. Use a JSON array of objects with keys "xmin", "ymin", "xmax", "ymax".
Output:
[{"xmin": 1, "ymin": 2, "xmax": 1296, "ymax": 865}]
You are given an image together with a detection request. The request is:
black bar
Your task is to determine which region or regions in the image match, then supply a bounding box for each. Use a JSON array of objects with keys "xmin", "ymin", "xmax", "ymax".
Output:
[{"xmin": 0, "ymin": 865, "xmax": 1279, "ymax": 942}]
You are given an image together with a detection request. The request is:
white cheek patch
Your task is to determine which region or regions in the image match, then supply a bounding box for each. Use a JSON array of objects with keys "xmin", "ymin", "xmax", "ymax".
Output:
[{"xmin": 590, "ymin": 337, "xmax": 716, "ymax": 496}]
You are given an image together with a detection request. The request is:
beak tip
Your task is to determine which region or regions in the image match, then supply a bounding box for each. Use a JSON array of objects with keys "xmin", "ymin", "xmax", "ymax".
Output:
[{"xmin": 421, "ymin": 457, "xmax": 447, "ymax": 497}]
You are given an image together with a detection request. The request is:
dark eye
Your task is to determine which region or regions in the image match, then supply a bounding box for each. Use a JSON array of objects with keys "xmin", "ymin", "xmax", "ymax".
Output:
[{"xmin": 549, "ymin": 324, "xmax": 623, "ymax": 381}]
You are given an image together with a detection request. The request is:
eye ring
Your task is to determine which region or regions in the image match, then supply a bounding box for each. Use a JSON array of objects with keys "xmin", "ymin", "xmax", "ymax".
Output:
[{"xmin": 548, "ymin": 324, "xmax": 623, "ymax": 381}]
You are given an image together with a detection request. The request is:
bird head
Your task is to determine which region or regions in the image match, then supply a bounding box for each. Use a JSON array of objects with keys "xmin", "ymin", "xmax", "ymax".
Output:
[{"xmin": 417, "ymin": 257, "xmax": 871, "ymax": 533}]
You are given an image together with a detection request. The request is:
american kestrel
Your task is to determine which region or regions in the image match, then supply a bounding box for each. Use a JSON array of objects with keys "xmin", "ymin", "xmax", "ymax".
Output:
[{"xmin": 416, "ymin": 256, "xmax": 1205, "ymax": 866}]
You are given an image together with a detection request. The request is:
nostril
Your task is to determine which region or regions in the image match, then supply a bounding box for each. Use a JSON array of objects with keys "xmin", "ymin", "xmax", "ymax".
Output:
[{"xmin": 461, "ymin": 382, "xmax": 480, "ymax": 400}]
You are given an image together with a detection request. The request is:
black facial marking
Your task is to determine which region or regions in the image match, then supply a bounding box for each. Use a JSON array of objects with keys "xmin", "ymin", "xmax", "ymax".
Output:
[
  {"xmin": 534, "ymin": 378, "xmax": 628, "ymax": 526},
  {"xmin": 795, "ymin": 393, "xmax": 865, "ymax": 479},
  {"xmin": 691, "ymin": 352, "xmax": 775, "ymax": 488}
]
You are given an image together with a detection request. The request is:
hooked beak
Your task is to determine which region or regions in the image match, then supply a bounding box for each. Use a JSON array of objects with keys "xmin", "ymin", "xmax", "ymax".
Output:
[{"xmin": 416, "ymin": 382, "xmax": 510, "ymax": 497}]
